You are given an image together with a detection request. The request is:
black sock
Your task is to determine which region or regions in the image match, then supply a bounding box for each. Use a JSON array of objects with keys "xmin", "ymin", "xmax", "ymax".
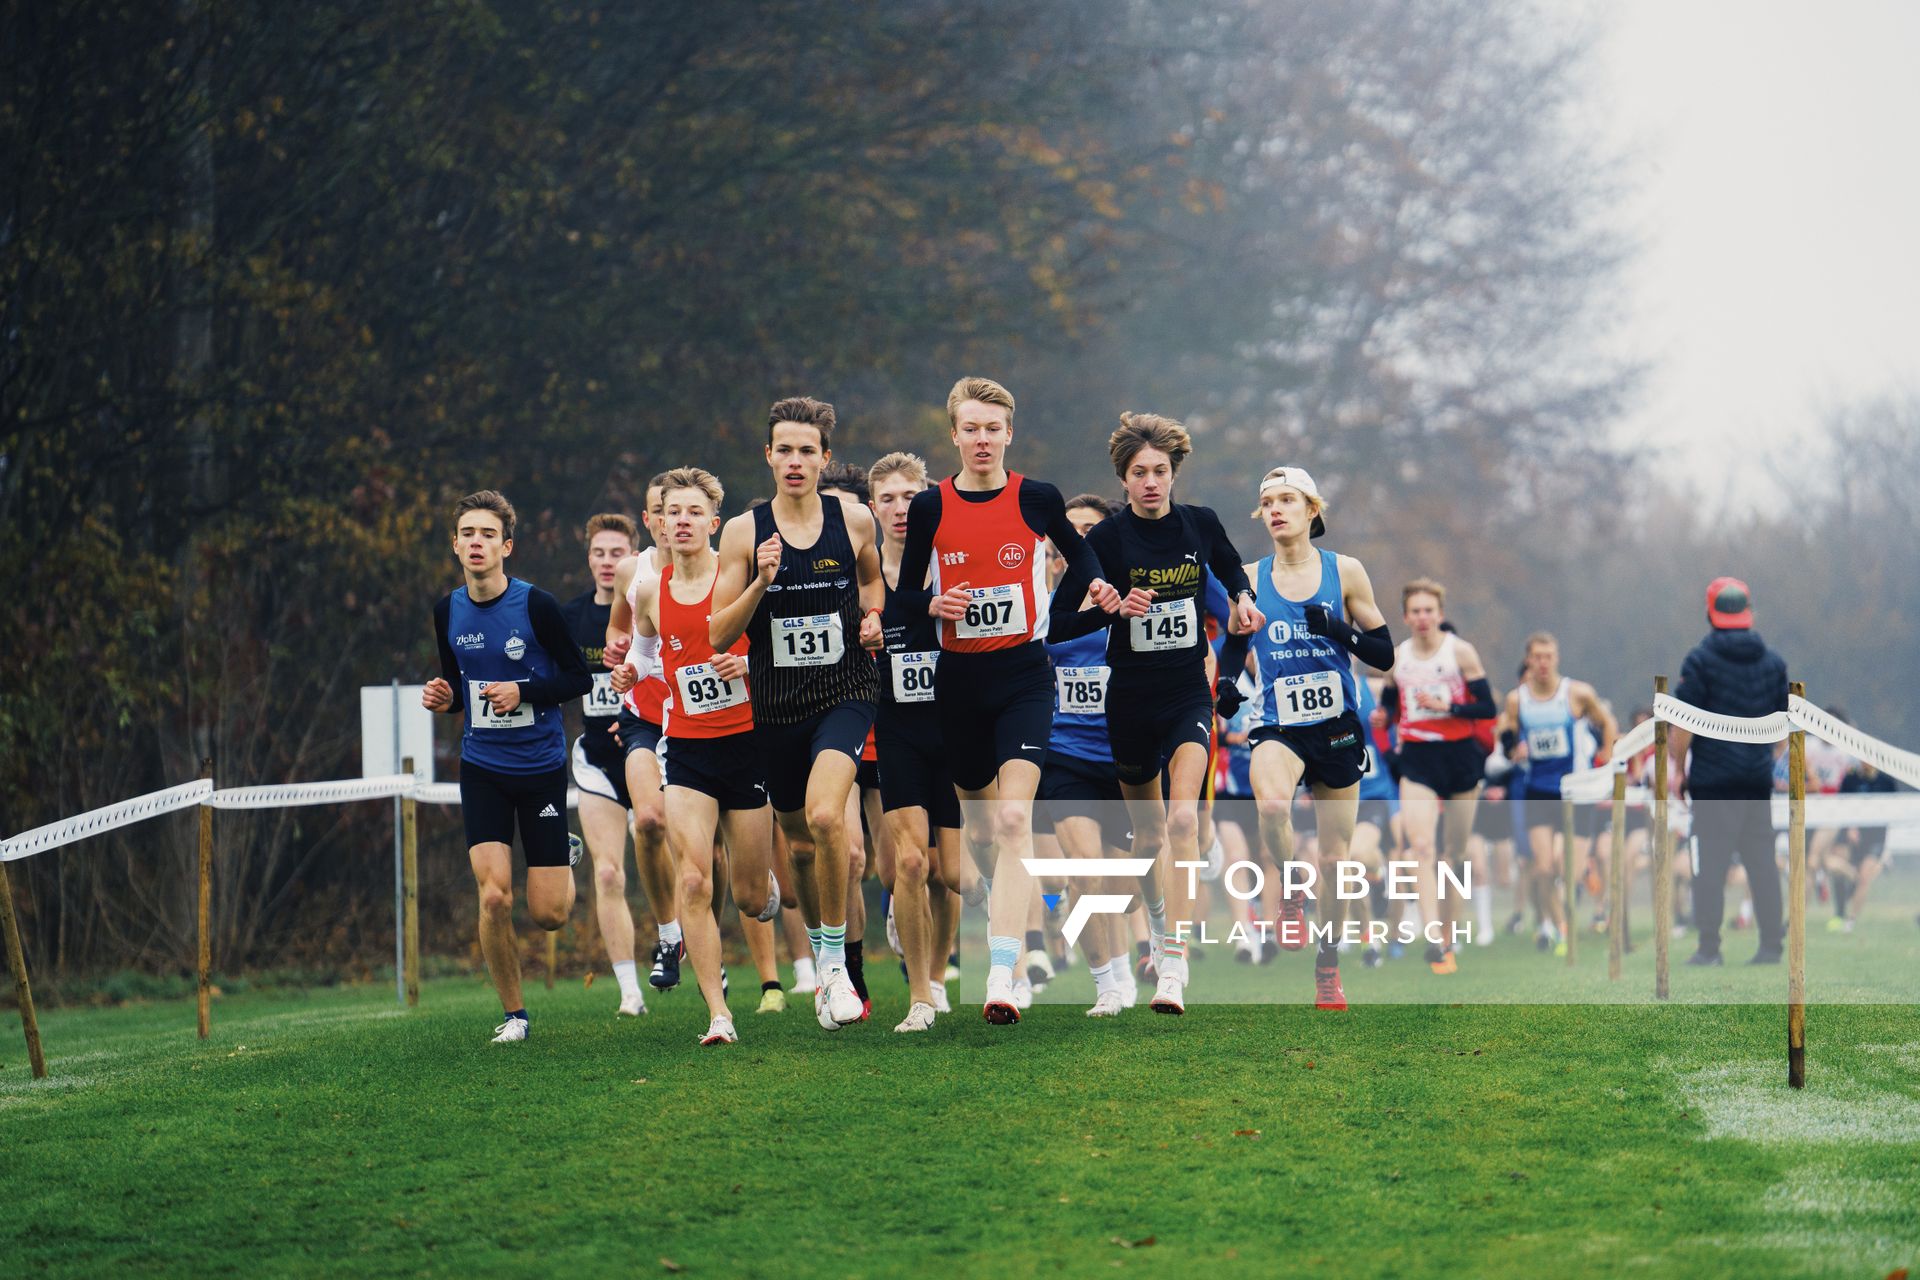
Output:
[
  {"xmin": 1316, "ymin": 943, "xmax": 1340, "ymax": 968},
  {"xmin": 846, "ymin": 939, "xmax": 869, "ymax": 1000},
  {"xmin": 1025, "ymin": 929, "xmax": 1046, "ymax": 952},
  {"xmin": 761, "ymin": 980, "xmax": 781, "ymax": 993},
  {"xmin": 505, "ymin": 1008, "xmax": 527, "ymax": 1021}
]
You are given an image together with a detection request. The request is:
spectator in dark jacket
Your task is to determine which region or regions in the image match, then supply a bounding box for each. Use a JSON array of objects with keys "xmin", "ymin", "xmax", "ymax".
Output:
[{"xmin": 1669, "ymin": 576, "xmax": 1790, "ymax": 965}]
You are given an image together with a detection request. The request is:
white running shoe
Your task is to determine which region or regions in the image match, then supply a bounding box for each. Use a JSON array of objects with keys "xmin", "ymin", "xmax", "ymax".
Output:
[
  {"xmin": 944, "ymin": 960, "xmax": 962, "ymax": 982},
  {"xmin": 982, "ymin": 969, "xmax": 1021, "ymax": 1024},
  {"xmin": 1150, "ymin": 955, "xmax": 1188, "ymax": 1016},
  {"xmin": 617, "ymin": 992, "xmax": 648, "ymax": 1017},
  {"xmin": 819, "ymin": 963, "xmax": 862, "ymax": 1029},
  {"xmin": 1011, "ymin": 974, "xmax": 1034, "ymax": 1009},
  {"xmin": 894, "ymin": 1001, "xmax": 937, "ymax": 1033},
  {"xmin": 1199, "ymin": 833, "xmax": 1226, "ymax": 883},
  {"xmin": 1086, "ymin": 990, "xmax": 1125, "ymax": 1017},
  {"xmin": 758, "ymin": 872, "xmax": 780, "ymax": 923},
  {"xmin": 490, "ymin": 1016, "xmax": 529, "ymax": 1044},
  {"xmin": 1114, "ymin": 965, "xmax": 1139, "ymax": 1009},
  {"xmin": 929, "ymin": 982, "xmax": 952, "ymax": 1015},
  {"xmin": 699, "ymin": 1015, "xmax": 738, "ymax": 1046},
  {"xmin": 1023, "ymin": 947, "xmax": 1055, "ymax": 987},
  {"xmin": 790, "ymin": 957, "xmax": 817, "ymax": 995},
  {"xmin": 885, "ymin": 899, "xmax": 901, "ymax": 955}
]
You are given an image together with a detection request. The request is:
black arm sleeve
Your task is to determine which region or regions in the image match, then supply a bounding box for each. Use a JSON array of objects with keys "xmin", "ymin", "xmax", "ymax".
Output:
[
  {"xmin": 433, "ymin": 595, "xmax": 466, "ymax": 714},
  {"xmin": 1216, "ymin": 627, "xmax": 1252, "ymax": 687},
  {"xmin": 886, "ymin": 487, "xmax": 940, "ymax": 628},
  {"xmin": 522, "ymin": 589, "xmax": 594, "ymax": 705},
  {"xmin": 1046, "ymin": 520, "xmax": 1121, "ymax": 642},
  {"xmin": 1449, "ymin": 676, "xmax": 1497, "ymax": 720},
  {"xmin": 1200, "ymin": 507, "xmax": 1252, "ymax": 600}
]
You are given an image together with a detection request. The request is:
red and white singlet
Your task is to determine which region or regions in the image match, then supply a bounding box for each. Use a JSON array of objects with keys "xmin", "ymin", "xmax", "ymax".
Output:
[{"xmin": 927, "ymin": 473, "xmax": 1050, "ymax": 652}]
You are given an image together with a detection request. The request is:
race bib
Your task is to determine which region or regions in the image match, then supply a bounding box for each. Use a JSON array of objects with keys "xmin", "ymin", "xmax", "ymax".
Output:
[
  {"xmin": 955, "ymin": 584, "xmax": 1028, "ymax": 640},
  {"xmin": 1402, "ymin": 681, "xmax": 1451, "ymax": 721},
  {"xmin": 674, "ymin": 662, "xmax": 748, "ymax": 715},
  {"xmin": 1055, "ymin": 665, "xmax": 1110, "ymax": 716},
  {"xmin": 890, "ymin": 650, "xmax": 939, "ymax": 703},
  {"xmin": 1527, "ymin": 725, "xmax": 1571, "ymax": 759},
  {"xmin": 1128, "ymin": 597, "xmax": 1197, "ymax": 652},
  {"xmin": 1272, "ymin": 670, "xmax": 1344, "ymax": 726},
  {"xmin": 468, "ymin": 679, "xmax": 534, "ymax": 730},
  {"xmin": 584, "ymin": 671, "xmax": 622, "ymax": 717},
  {"xmin": 772, "ymin": 613, "xmax": 844, "ymax": 668}
]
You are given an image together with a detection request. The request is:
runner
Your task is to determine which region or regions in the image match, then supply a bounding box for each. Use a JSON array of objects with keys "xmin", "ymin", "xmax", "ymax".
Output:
[
  {"xmin": 614, "ymin": 467, "xmax": 779, "ymax": 1046},
  {"xmin": 868, "ymin": 451, "xmax": 972, "ymax": 1031},
  {"xmin": 1389, "ymin": 578, "xmax": 1494, "ymax": 975},
  {"xmin": 1224, "ymin": 466, "xmax": 1392, "ymax": 1010},
  {"xmin": 1050, "ymin": 415, "xmax": 1261, "ymax": 1015},
  {"xmin": 422, "ymin": 490, "xmax": 592, "ymax": 1043},
  {"xmin": 1041, "ymin": 493, "xmax": 1142, "ymax": 1017},
  {"xmin": 559, "ymin": 512, "xmax": 652, "ymax": 1016},
  {"xmin": 1497, "ymin": 632, "xmax": 1618, "ymax": 956},
  {"xmin": 888, "ymin": 376, "xmax": 1121, "ymax": 1023},
  {"xmin": 604, "ymin": 478, "xmax": 689, "ymax": 993},
  {"xmin": 1349, "ymin": 665, "xmax": 1398, "ymax": 968},
  {"xmin": 710, "ymin": 396, "xmax": 884, "ymax": 1031}
]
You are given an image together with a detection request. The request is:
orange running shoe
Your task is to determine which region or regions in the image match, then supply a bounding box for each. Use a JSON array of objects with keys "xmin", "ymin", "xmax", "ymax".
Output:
[
  {"xmin": 1313, "ymin": 964, "xmax": 1348, "ymax": 1011},
  {"xmin": 1275, "ymin": 896, "xmax": 1309, "ymax": 950},
  {"xmin": 1429, "ymin": 948, "xmax": 1457, "ymax": 976}
]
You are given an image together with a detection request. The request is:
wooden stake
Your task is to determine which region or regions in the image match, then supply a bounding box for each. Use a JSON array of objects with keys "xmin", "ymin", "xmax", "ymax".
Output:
[
  {"xmin": 1608, "ymin": 770, "xmax": 1627, "ymax": 982},
  {"xmin": 402, "ymin": 757, "xmax": 420, "ymax": 1009},
  {"xmin": 1787, "ymin": 681, "xmax": 1807, "ymax": 1089},
  {"xmin": 197, "ymin": 756, "xmax": 213, "ymax": 1040},
  {"xmin": 1652, "ymin": 676, "xmax": 1672, "ymax": 1001},
  {"xmin": 0, "ymin": 864, "xmax": 47, "ymax": 1080},
  {"xmin": 1561, "ymin": 798, "xmax": 1577, "ymax": 965}
]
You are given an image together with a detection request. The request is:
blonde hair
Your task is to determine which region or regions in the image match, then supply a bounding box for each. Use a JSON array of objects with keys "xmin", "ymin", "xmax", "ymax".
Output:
[
  {"xmin": 868, "ymin": 451, "xmax": 928, "ymax": 491},
  {"xmin": 1110, "ymin": 412, "xmax": 1192, "ymax": 478},
  {"xmin": 584, "ymin": 512, "xmax": 638, "ymax": 544},
  {"xmin": 1403, "ymin": 577, "xmax": 1446, "ymax": 610},
  {"xmin": 946, "ymin": 376, "xmax": 1015, "ymax": 425},
  {"xmin": 657, "ymin": 466, "xmax": 724, "ymax": 513},
  {"xmin": 1254, "ymin": 466, "xmax": 1327, "ymax": 516}
]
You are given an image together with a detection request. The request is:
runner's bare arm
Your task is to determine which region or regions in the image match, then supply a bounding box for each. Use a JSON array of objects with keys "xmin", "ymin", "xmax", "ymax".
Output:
[
  {"xmin": 849, "ymin": 501, "xmax": 886, "ymax": 648},
  {"xmin": 1573, "ymin": 680, "xmax": 1619, "ymax": 763},
  {"xmin": 605, "ymin": 553, "xmax": 638, "ymax": 665},
  {"xmin": 709, "ymin": 513, "xmax": 770, "ymax": 651}
]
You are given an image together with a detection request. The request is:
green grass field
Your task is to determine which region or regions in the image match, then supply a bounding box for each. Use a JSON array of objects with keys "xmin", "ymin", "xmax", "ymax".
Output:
[{"xmin": 6, "ymin": 897, "xmax": 1919, "ymax": 1280}]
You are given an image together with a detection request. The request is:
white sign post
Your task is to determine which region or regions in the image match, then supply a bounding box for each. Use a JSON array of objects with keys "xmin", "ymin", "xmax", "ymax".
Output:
[{"xmin": 362, "ymin": 684, "xmax": 432, "ymax": 1005}]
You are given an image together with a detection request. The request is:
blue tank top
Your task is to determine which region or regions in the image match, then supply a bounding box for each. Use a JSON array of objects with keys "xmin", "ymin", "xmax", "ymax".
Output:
[
  {"xmin": 1046, "ymin": 628, "xmax": 1112, "ymax": 765},
  {"xmin": 1519, "ymin": 678, "xmax": 1577, "ymax": 796},
  {"xmin": 1355, "ymin": 671, "xmax": 1395, "ymax": 802},
  {"xmin": 1246, "ymin": 550, "xmax": 1359, "ymax": 731},
  {"xmin": 446, "ymin": 578, "xmax": 568, "ymax": 773}
]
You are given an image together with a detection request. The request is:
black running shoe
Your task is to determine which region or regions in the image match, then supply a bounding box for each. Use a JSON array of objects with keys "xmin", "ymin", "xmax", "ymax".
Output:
[
  {"xmin": 1684, "ymin": 950, "xmax": 1723, "ymax": 967},
  {"xmin": 650, "ymin": 939, "xmax": 684, "ymax": 990}
]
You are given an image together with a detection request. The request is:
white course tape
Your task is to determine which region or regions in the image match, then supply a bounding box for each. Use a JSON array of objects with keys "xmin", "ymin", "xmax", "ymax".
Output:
[
  {"xmin": 207, "ymin": 774, "xmax": 416, "ymax": 810},
  {"xmin": 1, "ymin": 780, "xmax": 214, "ymax": 862},
  {"xmin": 1788, "ymin": 696, "xmax": 1920, "ymax": 792},
  {"xmin": 1654, "ymin": 693, "xmax": 1790, "ymax": 743},
  {"xmin": 409, "ymin": 782, "xmax": 579, "ymax": 810},
  {"xmin": 1613, "ymin": 716, "xmax": 1656, "ymax": 762}
]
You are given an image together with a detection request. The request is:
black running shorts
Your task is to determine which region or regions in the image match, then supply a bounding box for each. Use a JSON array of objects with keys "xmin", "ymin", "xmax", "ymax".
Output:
[
  {"xmin": 664, "ymin": 731, "xmax": 768, "ymax": 812},
  {"xmin": 1037, "ymin": 751, "xmax": 1131, "ymax": 849},
  {"xmin": 1106, "ymin": 669, "xmax": 1215, "ymax": 787},
  {"xmin": 571, "ymin": 733, "xmax": 632, "ymax": 809},
  {"xmin": 1248, "ymin": 710, "xmax": 1368, "ymax": 792},
  {"xmin": 875, "ymin": 702, "xmax": 962, "ymax": 831},
  {"xmin": 1398, "ymin": 739, "xmax": 1486, "ymax": 800},
  {"xmin": 756, "ymin": 699, "xmax": 876, "ymax": 814},
  {"xmin": 935, "ymin": 644, "xmax": 1052, "ymax": 792},
  {"xmin": 459, "ymin": 760, "xmax": 572, "ymax": 866},
  {"xmin": 617, "ymin": 707, "xmax": 663, "ymax": 758}
]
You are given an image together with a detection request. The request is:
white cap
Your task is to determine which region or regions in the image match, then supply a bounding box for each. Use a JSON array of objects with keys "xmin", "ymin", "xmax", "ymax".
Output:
[{"xmin": 1258, "ymin": 466, "xmax": 1327, "ymax": 537}]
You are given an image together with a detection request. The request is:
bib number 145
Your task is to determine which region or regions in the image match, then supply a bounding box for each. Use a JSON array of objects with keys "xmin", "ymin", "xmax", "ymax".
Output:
[{"xmin": 1129, "ymin": 597, "xmax": 1196, "ymax": 652}]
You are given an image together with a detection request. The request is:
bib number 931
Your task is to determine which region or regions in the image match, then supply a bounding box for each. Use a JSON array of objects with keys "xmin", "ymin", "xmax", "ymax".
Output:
[{"xmin": 675, "ymin": 663, "xmax": 748, "ymax": 714}]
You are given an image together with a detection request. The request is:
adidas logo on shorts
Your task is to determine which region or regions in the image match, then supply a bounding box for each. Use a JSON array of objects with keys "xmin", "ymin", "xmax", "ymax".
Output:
[{"xmin": 538, "ymin": 803, "xmax": 559, "ymax": 818}]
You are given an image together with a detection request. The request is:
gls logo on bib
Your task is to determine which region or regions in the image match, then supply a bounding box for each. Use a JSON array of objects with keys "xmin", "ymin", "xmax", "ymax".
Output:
[{"xmin": 1267, "ymin": 619, "xmax": 1293, "ymax": 645}]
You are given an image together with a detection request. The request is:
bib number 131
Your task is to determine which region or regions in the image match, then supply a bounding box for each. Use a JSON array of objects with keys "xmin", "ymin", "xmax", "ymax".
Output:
[{"xmin": 773, "ymin": 613, "xmax": 845, "ymax": 667}]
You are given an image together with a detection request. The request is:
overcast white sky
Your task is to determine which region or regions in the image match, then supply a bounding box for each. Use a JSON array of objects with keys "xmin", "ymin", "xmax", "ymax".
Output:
[{"xmin": 1591, "ymin": 0, "xmax": 1920, "ymax": 509}]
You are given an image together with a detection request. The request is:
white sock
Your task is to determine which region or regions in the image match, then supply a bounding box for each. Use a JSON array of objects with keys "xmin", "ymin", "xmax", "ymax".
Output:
[
  {"xmin": 1475, "ymin": 891, "xmax": 1493, "ymax": 938},
  {"xmin": 658, "ymin": 920, "xmax": 683, "ymax": 947},
  {"xmin": 613, "ymin": 960, "xmax": 641, "ymax": 1000},
  {"xmin": 792, "ymin": 957, "xmax": 816, "ymax": 986},
  {"xmin": 1090, "ymin": 961, "xmax": 1118, "ymax": 996}
]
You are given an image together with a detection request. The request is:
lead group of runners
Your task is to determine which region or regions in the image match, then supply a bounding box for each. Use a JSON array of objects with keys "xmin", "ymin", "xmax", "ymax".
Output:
[{"xmin": 428, "ymin": 376, "xmax": 1616, "ymax": 1046}]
